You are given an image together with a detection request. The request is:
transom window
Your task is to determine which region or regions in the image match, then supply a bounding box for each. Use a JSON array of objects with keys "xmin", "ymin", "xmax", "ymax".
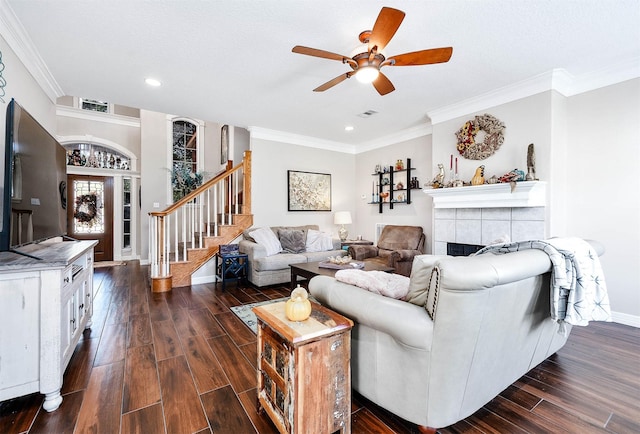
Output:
[
  {"xmin": 80, "ymin": 98, "xmax": 109, "ymax": 113},
  {"xmin": 64, "ymin": 143, "xmax": 131, "ymax": 170}
]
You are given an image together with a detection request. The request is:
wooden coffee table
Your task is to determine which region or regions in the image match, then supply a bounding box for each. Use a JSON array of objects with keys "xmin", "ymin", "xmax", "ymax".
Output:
[{"xmin": 290, "ymin": 260, "xmax": 394, "ymax": 289}]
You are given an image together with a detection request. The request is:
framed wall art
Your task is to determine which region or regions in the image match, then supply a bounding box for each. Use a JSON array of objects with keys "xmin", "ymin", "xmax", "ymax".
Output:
[{"xmin": 287, "ymin": 170, "xmax": 331, "ymax": 211}]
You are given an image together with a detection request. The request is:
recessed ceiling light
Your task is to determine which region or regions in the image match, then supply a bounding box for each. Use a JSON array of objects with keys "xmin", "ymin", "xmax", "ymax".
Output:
[
  {"xmin": 345, "ymin": 126, "xmax": 354, "ymax": 132},
  {"xmin": 145, "ymin": 78, "xmax": 161, "ymax": 87}
]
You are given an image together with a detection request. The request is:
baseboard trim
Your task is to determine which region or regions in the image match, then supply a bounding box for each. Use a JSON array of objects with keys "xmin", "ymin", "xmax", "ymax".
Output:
[
  {"xmin": 191, "ymin": 274, "xmax": 217, "ymax": 285},
  {"xmin": 611, "ymin": 311, "xmax": 640, "ymax": 328}
]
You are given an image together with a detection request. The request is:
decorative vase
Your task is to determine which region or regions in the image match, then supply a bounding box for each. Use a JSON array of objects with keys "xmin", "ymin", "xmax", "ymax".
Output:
[{"xmin": 395, "ymin": 159, "xmax": 404, "ymax": 170}]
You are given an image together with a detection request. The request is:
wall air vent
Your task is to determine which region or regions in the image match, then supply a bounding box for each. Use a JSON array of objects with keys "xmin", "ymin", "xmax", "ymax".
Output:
[{"xmin": 357, "ymin": 110, "xmax": 378, "ymax": 118}]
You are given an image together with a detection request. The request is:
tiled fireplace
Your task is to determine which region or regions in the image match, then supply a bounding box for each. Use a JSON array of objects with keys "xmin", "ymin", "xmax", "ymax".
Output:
[{"xmin": 424, "ymin": 181, "xmax": 547, "ymax": 255}]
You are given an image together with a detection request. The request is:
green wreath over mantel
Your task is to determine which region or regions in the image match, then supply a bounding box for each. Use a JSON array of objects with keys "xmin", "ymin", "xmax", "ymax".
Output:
[
  {"xmin": 455, "ymin": 113, "xmax": 505, "ymax": 160},
  {"xmin": 74, "ymin": 193, "xmax": 98, "ymax": 224}
]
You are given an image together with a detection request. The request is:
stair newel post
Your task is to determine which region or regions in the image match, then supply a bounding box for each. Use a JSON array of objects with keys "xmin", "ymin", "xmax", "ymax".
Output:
[
  {"xmin": 150, "ymin": 213, "xmax": 173, "ymax": 293},
  {"xmin": 243, "ymin": 150, "xmax": 252, "ymax": 215}
]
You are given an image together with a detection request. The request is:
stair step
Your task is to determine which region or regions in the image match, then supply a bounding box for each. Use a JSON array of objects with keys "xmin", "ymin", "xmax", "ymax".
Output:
[{"xmin": 170, "ymin": 213, "xmax": 253, "ymax": 288}]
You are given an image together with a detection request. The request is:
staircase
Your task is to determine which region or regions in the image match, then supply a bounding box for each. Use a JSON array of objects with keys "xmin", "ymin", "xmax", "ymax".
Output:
[{"xmin": 148, "ymin": 151, "xmax": 253, "ymax": 292}]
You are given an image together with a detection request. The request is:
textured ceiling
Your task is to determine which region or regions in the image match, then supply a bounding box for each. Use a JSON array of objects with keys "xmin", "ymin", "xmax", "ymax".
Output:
[{"xmin": 6, "ymin": 0, "xmax": 640, "ymax": 148}]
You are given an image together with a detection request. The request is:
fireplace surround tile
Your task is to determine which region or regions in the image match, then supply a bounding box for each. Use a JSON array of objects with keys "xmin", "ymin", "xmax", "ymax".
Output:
[
  {"xmin": 482, "ymin": 220, "xmax": 512, "ymax": 244},
  {"xmin": 481, "ymin": 208, "xmax": 511, "ymax": 220},
  {"xmin": 456, "ymin": 219, "xmax": 482, "ymax": 245}
]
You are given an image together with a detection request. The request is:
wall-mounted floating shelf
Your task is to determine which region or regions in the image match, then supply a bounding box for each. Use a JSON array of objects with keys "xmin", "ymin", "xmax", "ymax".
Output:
[{"xmin": 370, "ymin": 158, "xmax": 421, "ymax": 214}]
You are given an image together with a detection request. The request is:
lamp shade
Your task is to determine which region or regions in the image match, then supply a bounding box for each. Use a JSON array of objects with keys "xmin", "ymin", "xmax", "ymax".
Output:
[{"xmin": 334, "ymin": 211, "xmax": 352, "ymax": 225}]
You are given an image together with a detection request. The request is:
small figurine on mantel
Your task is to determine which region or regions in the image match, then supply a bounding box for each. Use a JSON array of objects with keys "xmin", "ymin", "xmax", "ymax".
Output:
[
  {"xmin": 471, "ymin": 165, "xmax": 485, "ymax": 186},
  {"xmin": 525, "ymin": 143, "xmax": 537, "ymax": 181},
  {"xmin": 431, "ymin": 163, "xmax": 445, "ymax": 188}
]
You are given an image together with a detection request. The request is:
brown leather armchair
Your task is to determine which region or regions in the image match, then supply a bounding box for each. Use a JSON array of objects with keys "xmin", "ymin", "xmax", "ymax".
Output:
[{"xmin": 348, "ymin": 225, "xmax": 425, "ymax": 276}]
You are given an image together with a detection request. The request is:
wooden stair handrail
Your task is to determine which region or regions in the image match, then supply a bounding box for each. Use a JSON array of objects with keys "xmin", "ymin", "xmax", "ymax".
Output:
[{"xmin": 150, "ymin": 151, "xmax": 251, "ymax": 217}]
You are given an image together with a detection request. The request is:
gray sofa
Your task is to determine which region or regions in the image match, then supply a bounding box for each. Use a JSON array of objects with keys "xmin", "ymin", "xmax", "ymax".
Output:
[
  {"xmin": 309, "ymin": 240, "xmax": 604, "ymax": 430},
  {"xmin": 239, "ymin": 225, "xmax": 346, "ymax": 287}
]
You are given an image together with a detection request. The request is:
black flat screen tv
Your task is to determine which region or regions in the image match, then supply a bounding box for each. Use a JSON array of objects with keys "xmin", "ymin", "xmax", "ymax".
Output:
[{"xmin": 0, "ymin": 99, "xmax": 67, "ymax": 251}]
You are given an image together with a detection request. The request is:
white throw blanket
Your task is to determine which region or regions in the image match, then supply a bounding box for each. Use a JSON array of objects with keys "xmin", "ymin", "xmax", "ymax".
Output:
[
  {"xmin": 475, "ymin": 238, "xmax": 611, "ymax": 334},
  {"xmin": 335, "ymin": 269, "xmax": 410, "ymax": 300}
]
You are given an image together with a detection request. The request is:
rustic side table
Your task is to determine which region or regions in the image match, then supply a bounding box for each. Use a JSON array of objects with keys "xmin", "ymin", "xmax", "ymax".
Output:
[{"xmin": 253, "ymin": 300, "xmax": 353, "ymax": 434}]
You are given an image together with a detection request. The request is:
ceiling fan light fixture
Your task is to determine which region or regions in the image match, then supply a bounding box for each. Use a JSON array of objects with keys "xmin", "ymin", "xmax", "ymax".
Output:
[{"xmin": 356, "ymin": 66, "xmax": 379, "ymax": 84}]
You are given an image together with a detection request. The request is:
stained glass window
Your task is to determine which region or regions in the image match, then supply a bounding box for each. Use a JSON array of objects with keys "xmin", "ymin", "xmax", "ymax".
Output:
[
  {"xmin": 72, "ymin": 179, "xmax": 104, "ymax": 234},
  {"xmin": 172, "ymin": 120, "xmax": 199, "ymax": 201}
]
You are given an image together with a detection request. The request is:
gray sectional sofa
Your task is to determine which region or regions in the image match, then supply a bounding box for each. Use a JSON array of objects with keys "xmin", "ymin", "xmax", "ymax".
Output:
[{"xmin": 238, "ymin": 225, "xmax": 346, "ymax": 287}]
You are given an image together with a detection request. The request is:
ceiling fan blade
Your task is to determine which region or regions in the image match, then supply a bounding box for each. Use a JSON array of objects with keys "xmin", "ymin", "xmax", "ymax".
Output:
[
  {"xmin": 372, "ymin": 71, "xmax": 395, "ymax": 95},
  {"xmin": 389, "ymin": 47, "xmax": 453, "ymax": 66},
  {"xmin": 292, "ymin": 45, "xmax": 349, "ymax": 62},
  {"xmin": 313, "ymin": 72, "xmax": 354, "ymax": 92},
  {"xmin": 368, "ymin": 7, "xmax": 405, "ymax": 52}
]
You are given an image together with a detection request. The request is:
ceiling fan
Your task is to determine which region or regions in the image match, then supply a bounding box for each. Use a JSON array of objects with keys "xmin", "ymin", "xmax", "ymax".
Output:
[{"xmin": 292, "ymin": 7, "xmax": 453, "ymax": 95}]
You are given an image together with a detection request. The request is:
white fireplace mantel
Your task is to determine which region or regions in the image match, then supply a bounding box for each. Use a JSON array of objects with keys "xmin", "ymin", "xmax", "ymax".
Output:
[{"xmin": 423, "ymin": 181, "xmax": 547, "ymax": 209}]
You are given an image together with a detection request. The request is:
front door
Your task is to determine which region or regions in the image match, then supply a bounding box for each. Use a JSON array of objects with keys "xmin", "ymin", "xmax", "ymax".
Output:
[{"xmin": 67, "ymin": 175, "xmax": 113, "ymax": 261}]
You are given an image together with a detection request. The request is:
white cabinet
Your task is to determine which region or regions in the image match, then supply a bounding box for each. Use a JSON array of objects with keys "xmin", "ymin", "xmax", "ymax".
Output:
[{"xmin": 0, "ymin": 240, "xmax": 96, "ymax": 411}]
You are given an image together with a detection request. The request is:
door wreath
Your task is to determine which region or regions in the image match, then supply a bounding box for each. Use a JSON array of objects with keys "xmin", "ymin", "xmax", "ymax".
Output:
[
  {"xmin": 455, "ymin": 113, "xmax": 505, "ymax": 160},
  {"xmin": 74, "ymin": 193, "xmax": 98, "ymax": 224}
]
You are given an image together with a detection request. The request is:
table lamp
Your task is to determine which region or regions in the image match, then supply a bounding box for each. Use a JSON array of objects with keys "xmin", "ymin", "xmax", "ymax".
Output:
[{"xmin": 334, "ymin": 211, "xmax": 352, "ymax": 241}]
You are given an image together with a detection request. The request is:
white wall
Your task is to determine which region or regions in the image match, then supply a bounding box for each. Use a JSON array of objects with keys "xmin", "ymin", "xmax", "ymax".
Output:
[
  {"xmin": 139, "ymin": 109, "xmax": 168, "ymax": 262},
  {"xmin": 0, "ymin": 35, "xmax": 55, "ymax": 136},
  {"xmin": 429, "ymin": 80, "xmax": 640, "ymax": 324},
  {"xmin": 565, "ymin": 79, "xmax": 640, "ymax": 323},
  {"xmin": 250, "ymin": 137, "xmax": 355, "ymax": 238},
  {"xmin": 0, "ymin": 34, "xmax": 56, "ymax": 239},
  {"xmin": 354, "ymin": 136, "xmax": 433, "ymax": 249},
  {"xmin": 56, "ymin": 116, "xmax": 141, "ymax": 159}
]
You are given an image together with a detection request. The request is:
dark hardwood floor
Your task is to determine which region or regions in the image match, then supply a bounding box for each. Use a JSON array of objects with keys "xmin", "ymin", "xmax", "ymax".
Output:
[{"xmin": 0, "ymin": 261, "xmax": 638, "ymax": 433}]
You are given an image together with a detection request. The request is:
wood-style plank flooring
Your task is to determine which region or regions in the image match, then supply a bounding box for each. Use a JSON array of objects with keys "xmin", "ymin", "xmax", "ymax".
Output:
[{"xmin": 0, "ymin": 261, "xmax": 638, "ymax": 433}]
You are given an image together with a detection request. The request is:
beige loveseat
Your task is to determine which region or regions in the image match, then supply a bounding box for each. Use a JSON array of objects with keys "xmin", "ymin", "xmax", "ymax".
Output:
[
  {"xmin": 239, "ymin": 225, "xmax": 346, "ymax": 287},
  {"xmin": 308, "ymin": 240, "xmax": 605, "ymax": 430}
]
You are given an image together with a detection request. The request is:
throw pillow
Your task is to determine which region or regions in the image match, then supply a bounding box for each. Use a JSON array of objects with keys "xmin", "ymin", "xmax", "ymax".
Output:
[
  {"xmin": 249, "ymin": 227, "xmax": 282, "ymax": 256},
  {"xmin": 278, "ymin": 228, "xmax": 306, "ymax": 253},
  {"xmin": 335, "ymin": 269, "xmax": 410, "ymax": 299},
  {"xmin": 404, "ymin": 255, "xmax": 448, "ymax": 306},
  {"xmin": 306, "ymin": 229, "xmax": 334, "ymax": 252}
]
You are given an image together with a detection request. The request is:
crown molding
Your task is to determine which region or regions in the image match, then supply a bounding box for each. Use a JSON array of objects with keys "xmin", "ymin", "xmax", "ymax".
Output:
[
  {"xmin": 248, "ymin": 126, "xmax": 356, "ymax": 154},
  {"xmin": 356, "ymin": 123, "xmax": 432, "ymax": 153},
  {"xmin": 427, "ymin": 70, "xmax": 569, "ymax": 125},
  {"xmin": 428, "ymin": 59, "xmax": 640, "ymax": 125},
  {"xmin": 563, "ymin": 57, "xmax": 640, "ymax": 96},
  {"xmin": 249, "ymin": 123, "xmax": 432, "ymax": 155},
  {"xmin": 0, "ymin": 0, "xmax": 63, "ymax": 102},
  {"xmin": 57, "ymin": 105, "xmax": 140, "ymax": 128}
]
